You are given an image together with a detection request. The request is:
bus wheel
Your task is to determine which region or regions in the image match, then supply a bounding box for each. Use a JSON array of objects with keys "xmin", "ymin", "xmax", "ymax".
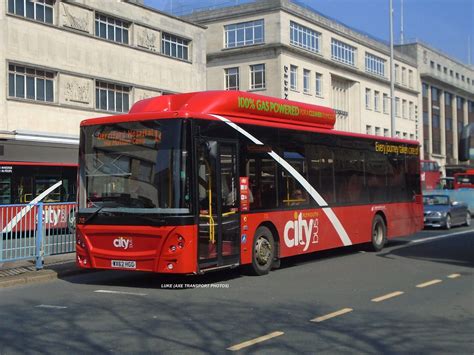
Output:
[
  {"xmin": 251, "ymin": 226, "xmax": 275, "ymax": 276},
  {"xmin": 370, "ymin": 215, "xmax": 386, "ymax": 252}
]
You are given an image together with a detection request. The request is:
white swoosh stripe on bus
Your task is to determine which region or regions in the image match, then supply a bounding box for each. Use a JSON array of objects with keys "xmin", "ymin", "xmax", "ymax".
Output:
[
  {"xmin": 1, "ymin": 181, "xmax": 63, "ymax": 234},
  {"xmin": 210, "ymin": 114, "xmax": 352, "ymax": 247}
]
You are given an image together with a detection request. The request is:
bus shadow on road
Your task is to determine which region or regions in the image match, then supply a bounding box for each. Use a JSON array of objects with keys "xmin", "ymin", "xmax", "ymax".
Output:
[{"xmin": 377, "ymin": 232, "xmax": 474, "ymax": 268}]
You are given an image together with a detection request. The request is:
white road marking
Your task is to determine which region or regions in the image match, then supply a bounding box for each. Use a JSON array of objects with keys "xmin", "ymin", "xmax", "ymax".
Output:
[
  {"xmin": 227, "ymin": 331, "xmax": 284, "ymax": 351},
  {"xmin": 416, "ymin": 279, "xmax": 442, "ymax": 288},
  {"xmin": 447, "ymin": 273, "xmax": 461, "ymax": 279},
  {"xmin": 94, "ymin": 290, "xmax": 147, "ymax": 296},
  {"xmin": 411, "ymin": 230, "xmax": 471, "ymax": 244},
  {"xmin": 35, "ymin": 305, "xmax": 67, "ymax": 309},
  {"xmin": 311, "ymin": 308, "xmax": 353, "ymax": 322},
  {"xmin": 371, "ymin": 291, "xmax": 404, "ymax": 302}
]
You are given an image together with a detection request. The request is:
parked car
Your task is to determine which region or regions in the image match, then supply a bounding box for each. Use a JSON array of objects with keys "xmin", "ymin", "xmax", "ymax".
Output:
[{"xmin": 423, "ymin": 194, "xmax": 471, "ymax": 229}]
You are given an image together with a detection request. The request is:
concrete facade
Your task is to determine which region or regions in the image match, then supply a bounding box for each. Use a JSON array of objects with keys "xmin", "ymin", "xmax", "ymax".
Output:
[
  {"xmin": 0, "ymin": 0, "xmax": 206, "ymax": 163},
  {"xmin": 397, "ymin": 42, "xmax": 474, "ymax": 174},
  {"xmin": 186, "ymin": 0, "xmax": 419, "ymax": 140}
]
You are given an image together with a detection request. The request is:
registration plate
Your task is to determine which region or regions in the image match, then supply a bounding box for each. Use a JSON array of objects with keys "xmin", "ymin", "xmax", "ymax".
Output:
[{"xmin": 111, "ymin": 260, "xmax": 136, "ymax": 269}]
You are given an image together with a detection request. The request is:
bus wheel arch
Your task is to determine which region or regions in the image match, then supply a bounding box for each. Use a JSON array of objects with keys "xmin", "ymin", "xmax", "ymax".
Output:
[
  {"xmin": 370, "ymin": 212, "xmax": 387, "ymax": 252},
  {"xmin": 250, "ymin": 223, "xmax": 278, "ymax": 275}
]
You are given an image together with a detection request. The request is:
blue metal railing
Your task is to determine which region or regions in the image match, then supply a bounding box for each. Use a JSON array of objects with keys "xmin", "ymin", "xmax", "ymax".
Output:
[{"xmin": 1, "ymin": 202, "xmax": 77, "ymax": 269}]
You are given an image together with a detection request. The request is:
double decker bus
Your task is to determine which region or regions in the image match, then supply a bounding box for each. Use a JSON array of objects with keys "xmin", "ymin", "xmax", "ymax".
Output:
[
  {"xmin": 420, "ymin": 160, "xmax": 441, "ymax": 190},
  {"xmin": 76, "ymin": 91, "xmax": 423, "ymax": 275}
]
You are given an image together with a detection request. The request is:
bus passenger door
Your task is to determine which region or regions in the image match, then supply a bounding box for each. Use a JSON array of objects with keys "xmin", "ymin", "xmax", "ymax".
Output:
[{"xmin": 197, "ymin": 140, "xmax": 240, "ymax": 270}]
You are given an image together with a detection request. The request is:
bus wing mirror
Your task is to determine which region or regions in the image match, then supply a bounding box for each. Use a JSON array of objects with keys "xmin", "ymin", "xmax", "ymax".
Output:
[{"xmin": 458, "ymin": 123, "xmax": 473, "ymax": 161}]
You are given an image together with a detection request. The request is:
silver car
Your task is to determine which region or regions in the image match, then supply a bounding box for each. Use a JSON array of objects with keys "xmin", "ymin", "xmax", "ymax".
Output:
[{"xmin": 423, "ymin": 194, "xmax": 471, "ymax": 229}]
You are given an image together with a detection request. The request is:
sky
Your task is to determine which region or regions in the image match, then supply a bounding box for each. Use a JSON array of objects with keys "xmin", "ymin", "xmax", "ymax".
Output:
[{"xmin": 144, "ymin": 0, "xmax": 474, "ymax": 66}]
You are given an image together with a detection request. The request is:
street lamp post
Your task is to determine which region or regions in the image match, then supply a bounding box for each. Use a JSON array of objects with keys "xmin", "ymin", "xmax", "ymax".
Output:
[{"xmin": 389, "ymin": 0, "xmax": 396, "ymax": 137}]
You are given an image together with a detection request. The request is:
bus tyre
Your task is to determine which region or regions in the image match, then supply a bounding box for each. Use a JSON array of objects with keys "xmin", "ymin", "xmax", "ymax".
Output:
[
  {"xmin": 251, "ymin": 226, "xmax": 275, "ymax": 276},
  {"xmin": 370, "ymin": 215, "xmax": 386, "ymax": 252}
]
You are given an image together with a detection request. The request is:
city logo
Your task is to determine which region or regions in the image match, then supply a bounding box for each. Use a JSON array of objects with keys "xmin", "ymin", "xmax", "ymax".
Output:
[
  {"xmin": 284, "ymin": 212, "xmax": 319, "ymax": 251},
  {"xmin": 113, "ymin": 237, "xmax": 133, "ymax": 250}
]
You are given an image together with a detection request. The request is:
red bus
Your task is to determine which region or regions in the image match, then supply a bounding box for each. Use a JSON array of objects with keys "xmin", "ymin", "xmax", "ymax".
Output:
[
  {"xmin": 0, "ymin": 162, "xmax": 77, "ymax": 233},
  {"xmin": 420, "ymin": 160, "xmax": 441, "ymax": 190},
  {"xmin": 76, "ymin": 91, "xmax": 423, "ymax": 275},
  {"xmin": 453, "ymin": 169, "xmax": 474, "ymax": 189}
]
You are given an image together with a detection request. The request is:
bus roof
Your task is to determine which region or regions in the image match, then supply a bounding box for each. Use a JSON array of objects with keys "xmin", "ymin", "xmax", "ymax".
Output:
[{"xmin": 82, "ymin": 91, "xmax": 336, "ymax": 129}]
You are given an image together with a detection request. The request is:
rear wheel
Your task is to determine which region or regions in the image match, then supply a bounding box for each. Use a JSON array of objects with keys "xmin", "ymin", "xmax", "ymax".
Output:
[
  {"xmin": 251, "ymin": 226, "xmax": 275, "ymax": 276},
  {"xmin": 370, "ymin": 215, "xmax": 386, "ymax": 252},
  {"xmin": 445, "ymin": 214, "xmax": 452, "ymax": 229},
  {"xmin": 465, "ymin": 212, "xmax": 471, "ymax": 227}
]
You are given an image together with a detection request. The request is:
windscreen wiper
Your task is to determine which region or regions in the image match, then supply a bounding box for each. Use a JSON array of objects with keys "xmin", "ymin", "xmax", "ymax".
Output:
[{"xmin": 82, "ymin": 206, "xmax": 110, "ymax": 225}]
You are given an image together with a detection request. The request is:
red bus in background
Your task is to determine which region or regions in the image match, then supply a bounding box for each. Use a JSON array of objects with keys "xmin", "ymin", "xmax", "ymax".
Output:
[
  {"xmin": 76, "ymin": 91, "xmax": 423, "ymax": 275},
  {"xmin": 0, "ymin": 162, "xmax": 77, "ymax": 233},
  {"xmin": 453, "ymin": 170, "xmax": 474, "ymax": 189},
  {"xmin": 421, "ymin": 160, "xmax": 441, "ymax": 190}
]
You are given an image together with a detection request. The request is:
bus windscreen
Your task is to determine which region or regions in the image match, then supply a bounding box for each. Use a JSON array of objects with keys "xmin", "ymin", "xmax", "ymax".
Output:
[{"xmin": 79, "ymin": 119, "xmax": 191, "ymax": 215}]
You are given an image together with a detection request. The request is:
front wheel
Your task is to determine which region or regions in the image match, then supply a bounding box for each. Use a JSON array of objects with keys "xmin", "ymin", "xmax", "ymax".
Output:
[
  {"xmin": 465, "ymin": 212, "xmax": 471, "ymax": 227},
  {"xmin": 370, "ymin": 215, "xmax": 387, "ymax": 252},
  {"xmin": 445, "ymin": 214, "xmax": 452, "ymax": 230},
  {"xmin": 251, "ymin": 226, "xmax": 275, "ymax": 276}
]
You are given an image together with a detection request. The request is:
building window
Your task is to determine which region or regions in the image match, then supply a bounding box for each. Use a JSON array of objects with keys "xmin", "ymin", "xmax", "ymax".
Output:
[
  {"xmin": 402, "ymin": 99, "xmax": 407, "ymax": 118},
  {"xmin": 290, "ymin": 65, "xmax": 297, "ymax": 91},
  {"xmin": 408, "ymin": 69, "xmax": 413, "ymax": 88},
  {"xmin": 225, "ymin": 67, "xmax": 239, "ymax": 90},
  {"xmin": 366, "ymin": 125, "xmax": 372, "ymax": 135},
  {"xmin": 456, "ymin": 73, "xmax": 459, "ymax": 79},
  {"xmin": 443, "ymin": 67, "xmax": 447, "ymax": 74},
  {"xmin": 290, "ymin": 21, "xmax": 320, "ymax": 53},
  {"xmin": 432, "ymin": 113, "xmax": 440, "ymax": 128},
  {"xmin": 383, "ymin": 93, "xmax": 389, "ymax": 114},
  {"xmin": 446, "ymin": 143, "xmax": 453, "ymax": 157},
  {"xmin": 431, "ymin": 87, "xmax": 439, "ymax": 102},
  {"xmin": 396, "ymin": 131, "xmax": 400, "ymax": 137},
  {"xmin": 430, "ymin": 61, "xmax": 435, "ymax": 68},
  {"xmin": 375, "ymin": 127, "xmax": 381, "ymax": 136},
  {"xmin": 410, "ymin": 134, "xmax": 414, "ymax": 140},
  {"xmin": 95, "ymin": 14, "xmax": 129, "ymax": 44},
  {"xmin": 403, "ymin": 132, "xmax": 408, "ymax": 139},
  {"xmin": 365, "ymin": 88, "xmax": 371, "ymax": 110},
  {"xmin": 450, "ymin": 70, "xmax": 453, "ymax": 76},
  {"xmin": 365, "ymin": 53, "xmax": 385, "ymax": 77},
  {"xmin": 401, "ymin": 67, "xmax": 406, "ymax": 85},
  {"xmin": 8, "ymin": 0, "xmax": 54, "ymax": 24},
  {"xmin": 445, "ymin": 92, "xmax": 451, "ymax": 106},
  {"xmin": 315, "ymin": 73, "xmax": 322, "ymax": 97},
  {"xmin": 384, "ymin": 128, "xmax": 389, "ymax": 137},
  {"xmin": 225, "ymin": 19, "xmax": 264, "ymax": 48},
  {"xmin": 422, "ymin": 83, "xmax": 429, "ymax": 97},
  {"xmin": 8, "ymin": 64, "xmax": 54, "ymax": 102},
  {"xmin": 469, "ymin": 101, "xmax": 474, "ymax": 113},
  {"xmin": 250, "ymin": 64, "xmax": 265, "ymax": 90},
  {"xmin": 374, "ymin": 91, "xmax": 380, "ymax": 111},
  {"xmin": 437, "ymin": 64, "xmax": 441, "ymax": 71},
  {"xmin": 446, "ymin": 117, "xmax": 452, "ymax": 131},
  {"xmin": 95, "ymin": 81, "xmax": 130, "ymax": 113},
  {"xmin": 409, "ymin": 101, "xmax": 414, "ymax": 119},
  {"xmin": 457, "ymin": 96, "xmax": 464, "ymax": 110},
  {"xmin": 395, "ymin": 64, "xmax": 400, "ymax": 83},
  {"xmin": 423, "ymin": 111, "xmax": 429, "ymax": 125},
  {"xmin": 395, "ymin": 97, "xmax": 400, "ymax": 117},
  {"xmin": 331, "ymin": 38, "xmax": 355, "ymax": 66},
  {"xmin": 303, "ymin": 69, "xmax": 310, "ymax": 94},
  {"xmin": 162, "ymin": 33, "xmax": 189, "ymax": 60}
]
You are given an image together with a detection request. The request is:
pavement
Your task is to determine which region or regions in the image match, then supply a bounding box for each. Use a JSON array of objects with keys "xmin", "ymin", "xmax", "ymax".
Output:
[{"xmin": 0, "ymin": 253, "xmax": 84, "ymax": 288}]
